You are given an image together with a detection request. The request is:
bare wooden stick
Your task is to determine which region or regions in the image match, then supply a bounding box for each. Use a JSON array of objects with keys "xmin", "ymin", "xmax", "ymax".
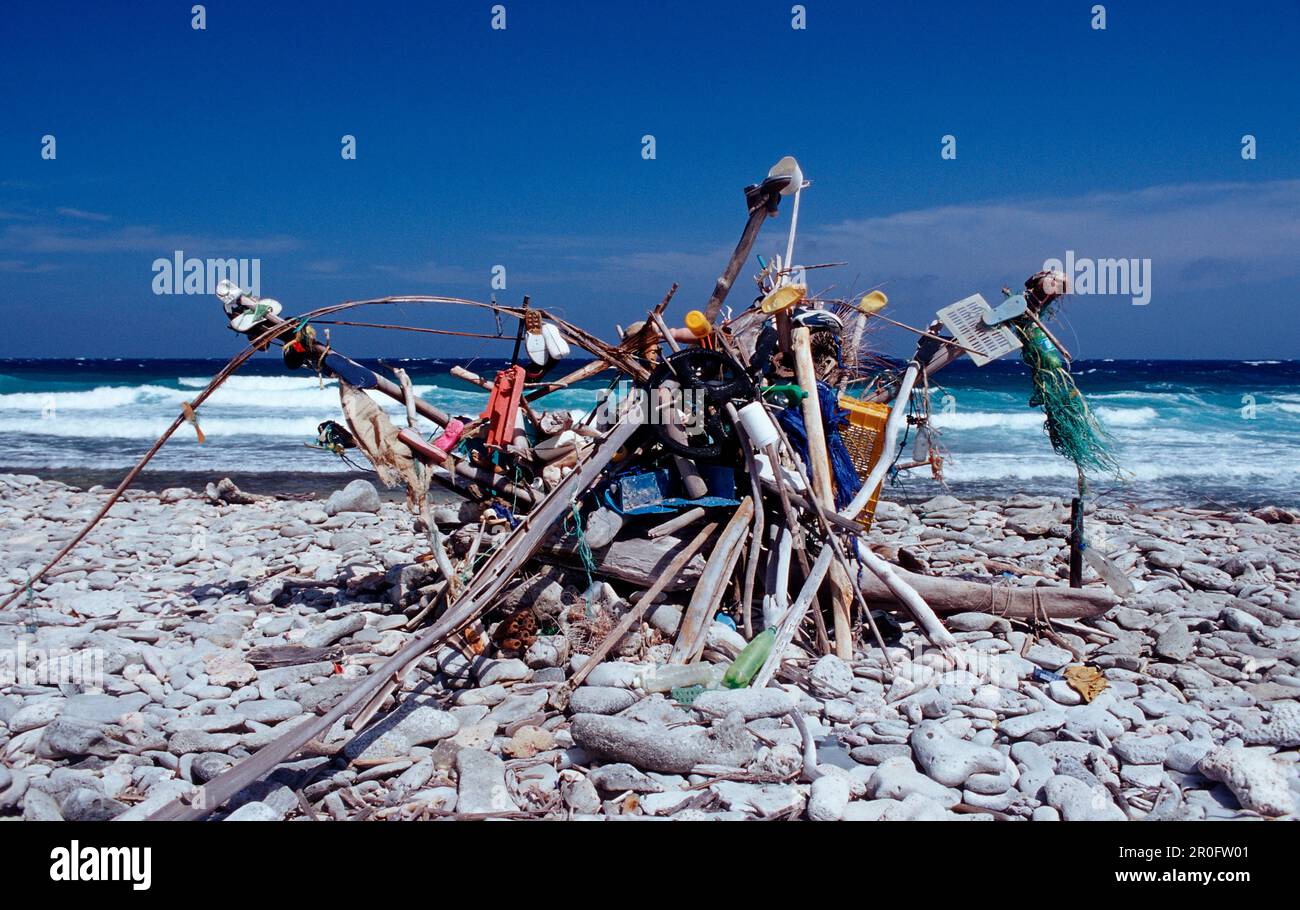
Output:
[
  {"xmin": 870, "ymin": 312, "xmax": 984, "ymax": 357},
  {"xmin": 752, "ymin": 544, "xmax": 834, "ymax": 689},
  {"xmin": 349, "ymin": 650, "xmax": 421, "ymax": 733},
  {"xmin": 792, "ymin": 327, "xmax": 853, "ymax": 659},
  {"xmin": 726, "ymin": 404, "xmax": 766, "ymax": 640},
  {"xmin": 703, "ymin": 181, "xmax": 783, "ymax": 322},
  {"xmin": 852, "ymin": 538, "xmax": 955, "ymax": 650},
  {"xmin": 647, "ymin": 507, "xmax": 707, "ymax": 539},
  {"xmin": 757, "ymin": 405, "xmax": 839, "ymax": 656},
  {"xmin": 524, "ymin": 359, "xmax": 611, "ymax": 401},
  {"xmin": 839, "ymin": 361, "xmax": 918, "ymax": 520},
  {"xmin": 394, "ymin": 367, "xmax": 419, "ymax": 428},
  {"xmin": 766, "ymin": 526, "xmax": 793, "ymax": 627},
  {"xmin": 854, "ymin": 560, "xmax": 1116, "ymax": 619},
  {"xmin": 396, "ymin": 367, "xmax": 459, "ymax": 590},
  {"xmin": 450, "ymin": 365, "xmax": 493, "ymax": 390},
  {"xmin": 686, "ymin": 530, "xmax": 750, "ymax": 664},
  {"xmin": 670, "ymin": 497, "xmax": 753, "ymax": 663},
  {"xmin": 763, "ymin": 443, "xmax": 806, "ymax": 553}
]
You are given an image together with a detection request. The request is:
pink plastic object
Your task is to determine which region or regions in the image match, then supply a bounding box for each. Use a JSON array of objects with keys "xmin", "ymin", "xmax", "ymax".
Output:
[
  {"xmin": 398, "ymin": 420, "xmax": 465, "ymax": 465},
  {"xmin": 434, "ymin": 419, "xmax": 465, "ymax": 453}
]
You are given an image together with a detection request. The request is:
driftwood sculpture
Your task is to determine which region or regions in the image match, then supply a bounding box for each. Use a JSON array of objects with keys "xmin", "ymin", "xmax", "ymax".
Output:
[{"xmin": 1, "ymin": 157, "xmax": 1129, "ymax": 821}]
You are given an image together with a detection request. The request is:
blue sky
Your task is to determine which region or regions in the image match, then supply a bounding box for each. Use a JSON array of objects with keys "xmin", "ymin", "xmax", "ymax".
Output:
[{"xmin": 1, "ymin": 0, "xmax": 1298, "ymax": 359}]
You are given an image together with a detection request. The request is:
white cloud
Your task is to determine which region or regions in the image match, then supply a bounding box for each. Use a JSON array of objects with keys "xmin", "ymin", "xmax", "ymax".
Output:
[
  {"xmin": 0, "ymin": 221, "xmax": 299, "ymax": 256},
  {"xmin": 802, "ymin": 179, "xmax": 1300, "ymax": 297},
  {"xmin": 56, "ymin": 207, "xmax": 112, "ymax": 222}
]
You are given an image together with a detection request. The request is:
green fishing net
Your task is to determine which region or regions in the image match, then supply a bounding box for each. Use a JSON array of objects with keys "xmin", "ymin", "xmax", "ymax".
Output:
[
  {"xmin": 671, "ymin": 685, "xmax": 706, "ymax": 705},
  {"xmin": 1015, "ymin": 322, "xmax": 1120, "ymax": 478}
]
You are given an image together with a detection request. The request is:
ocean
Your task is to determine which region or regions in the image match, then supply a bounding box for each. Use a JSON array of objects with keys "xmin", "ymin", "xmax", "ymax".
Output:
[{"xmin": 0, "ymin": 358, "xmax": 1297, "ymax": 509}]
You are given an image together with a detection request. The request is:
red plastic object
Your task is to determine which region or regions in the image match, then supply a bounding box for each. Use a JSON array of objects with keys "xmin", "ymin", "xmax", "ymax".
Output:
[{"xmin": 481, "ymin": 366, "xmax": 526, "ymax": 449}]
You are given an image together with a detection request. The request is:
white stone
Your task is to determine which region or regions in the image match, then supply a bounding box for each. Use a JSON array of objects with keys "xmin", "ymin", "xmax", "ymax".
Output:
[
  {"xmin": 1198, "ymin": 745, "xmax": 1296, "ymax": 817},
  {"xmin": 1043, "ymin": 775, "xmax": 1125, "ymax": 821},
  {"xmin": 807, "ymin": 775, "xmax": 851, "ymax": 821},
  {"xmin": 910, "ymin": 720, "xmax": 1007, "ymax": 788},
  {"xmin": 866, "ymin": 757, "xmax": 961, "ymax": 807},
  {"xmin": 809, "ymin": 655, "xmax": 854, "ymax": 699}
]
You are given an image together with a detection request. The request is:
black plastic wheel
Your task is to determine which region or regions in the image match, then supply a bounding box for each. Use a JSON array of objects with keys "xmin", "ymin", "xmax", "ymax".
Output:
[{"xmin": 643, "ymin": 348, "xmax": 754, "ymax": 461}]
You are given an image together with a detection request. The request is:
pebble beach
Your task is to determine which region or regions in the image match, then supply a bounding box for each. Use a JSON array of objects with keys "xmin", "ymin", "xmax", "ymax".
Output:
[{"xmin": 2, "ymin": 472, "xmax": 1298, "ymax": 822}]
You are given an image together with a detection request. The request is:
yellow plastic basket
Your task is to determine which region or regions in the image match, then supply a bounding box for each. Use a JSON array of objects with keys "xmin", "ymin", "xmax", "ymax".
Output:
[{"xmin": 838, "ymin": 395, "xmax": 891, "ymax": 529}]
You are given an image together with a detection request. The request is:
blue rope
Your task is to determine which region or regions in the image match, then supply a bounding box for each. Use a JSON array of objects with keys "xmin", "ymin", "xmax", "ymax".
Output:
[{"xmin": 776, "ymin": 381, "xmax": 863, "ymax": 511}]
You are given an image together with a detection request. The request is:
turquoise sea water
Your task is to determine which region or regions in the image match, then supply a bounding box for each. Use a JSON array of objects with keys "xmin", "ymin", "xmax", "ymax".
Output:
[{"xmin": 0, "ymin": 358, "xmax": 1296, "ymax": 508}]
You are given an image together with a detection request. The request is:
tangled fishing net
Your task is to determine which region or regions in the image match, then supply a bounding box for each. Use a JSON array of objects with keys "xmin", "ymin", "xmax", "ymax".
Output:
[{"xmin": 1015, "ymin": 322, "xmax": 1120, "ymax": 478}]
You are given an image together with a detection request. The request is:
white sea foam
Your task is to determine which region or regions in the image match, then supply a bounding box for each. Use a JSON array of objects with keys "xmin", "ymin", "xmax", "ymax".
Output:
[
  {"xmin": 942, "ymin": 453, "xmax": 1298, "ymax": 484},
  {"xmin": 2, "ymin": 365, "xmax": 1295, "ymax": 502},
  {"xmin": 1088, "ymin": 390, "xmax": 1211, "ymax": 408},
  {"xmin": 178, "ymin": 375, "xmax": 336, "ymax": 390},
  {"xmin": 0, "ymin": 385, "xmax": 169, "ymax": 411},
  {"xmin": 932, "ymin": 406, "xmax": 1155, "ymax": 431},
  {"xmin": 0, "ymin": 415, "xmax": 336, "ymax": 440},
  {"xmin": 0, "ymin": 382, "xmax": 444, "ymax": 414}
]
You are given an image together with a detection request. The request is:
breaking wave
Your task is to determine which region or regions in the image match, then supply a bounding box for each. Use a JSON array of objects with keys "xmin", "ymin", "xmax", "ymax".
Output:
[
  {"xmin": 0, "ymin": 359, "xmax": 1297, "ymax": 505},
  {"xmin": 932, "ymin": 406, "xmax": 1155, "ymax": 431}
]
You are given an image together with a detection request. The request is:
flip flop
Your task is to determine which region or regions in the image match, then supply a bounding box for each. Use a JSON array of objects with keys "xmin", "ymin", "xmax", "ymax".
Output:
[
  {"xmin": 229, "ymin": 298, "xmax": 282, "ymax": 332},
  {"xmin": 216, "ymin": 279, "xmax": 245, "ymax": 316},
  {"xmin": 541, "ymin": 322, "xmax": 570, "ymax": 359},
  {"xmin": 524, "ymin": 311, "xmax": 547, "ymax": 366}
]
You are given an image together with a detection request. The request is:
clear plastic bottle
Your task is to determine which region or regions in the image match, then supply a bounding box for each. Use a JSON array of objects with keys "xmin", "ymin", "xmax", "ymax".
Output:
[
  {"xmin": 640, "ymin": 662, "xmax": 725, "ymax": 693},
  {"xmin": 1080, "ymin": 534, "xmax": 1135, "ymax": 598}
]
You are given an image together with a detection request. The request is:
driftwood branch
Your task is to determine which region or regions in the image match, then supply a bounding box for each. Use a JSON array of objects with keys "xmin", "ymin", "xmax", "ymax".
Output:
[
  {"xmin": 855, "ymin": 561, "xmax": 1116, "ymax": 620},
  {"xmin": 671, "ymin": 497, "xmax": 754, "ymax": 663},
  {"xmin": 752, "ymin": 544, "xmax": 835, "ymax": 689}
]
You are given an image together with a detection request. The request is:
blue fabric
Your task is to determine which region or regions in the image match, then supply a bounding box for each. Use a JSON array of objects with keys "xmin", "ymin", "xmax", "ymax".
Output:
[
  {"xmin": 776, "ymin": 381, "xmax": 863, "ymax": 511},
  {"xmin": 602, "ymin": 489, "xmax": 741, "ymax": 516}
]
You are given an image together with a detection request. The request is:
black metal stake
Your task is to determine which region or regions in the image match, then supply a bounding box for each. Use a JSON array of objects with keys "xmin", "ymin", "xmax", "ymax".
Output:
[{"xmin": 1069, "ymin": 496, "xmax": 1083, "ymax": 588}]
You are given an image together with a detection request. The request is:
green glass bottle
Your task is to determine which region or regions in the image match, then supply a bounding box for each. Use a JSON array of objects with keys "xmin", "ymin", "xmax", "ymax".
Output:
[{"xmin": 722, "ymin": 629, "xmax": 775, "ymax": 689}]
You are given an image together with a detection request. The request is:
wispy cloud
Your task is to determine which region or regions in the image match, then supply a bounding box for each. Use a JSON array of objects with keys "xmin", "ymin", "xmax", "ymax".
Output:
[
  {"xmin": 55, "ymin": 206, "xmax": 112, "ymax": 222},
  {"xmin": 800, "ymin": 179, "xmax": 1300, "ymax": 300},
  {"xmin": 0, "ymin": 220, "xmax": 299, "ymax": 257},
  {"xmin": 517, "ymin": 179, "xmax": 1300, "ymax": 312},
  {"xmin": 302, "ymin": 259, "xmax": 344, "ymax": 275},
  {"xmin": 0, "ymin": 259, "xmax": 60, "ymax": 274}
]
